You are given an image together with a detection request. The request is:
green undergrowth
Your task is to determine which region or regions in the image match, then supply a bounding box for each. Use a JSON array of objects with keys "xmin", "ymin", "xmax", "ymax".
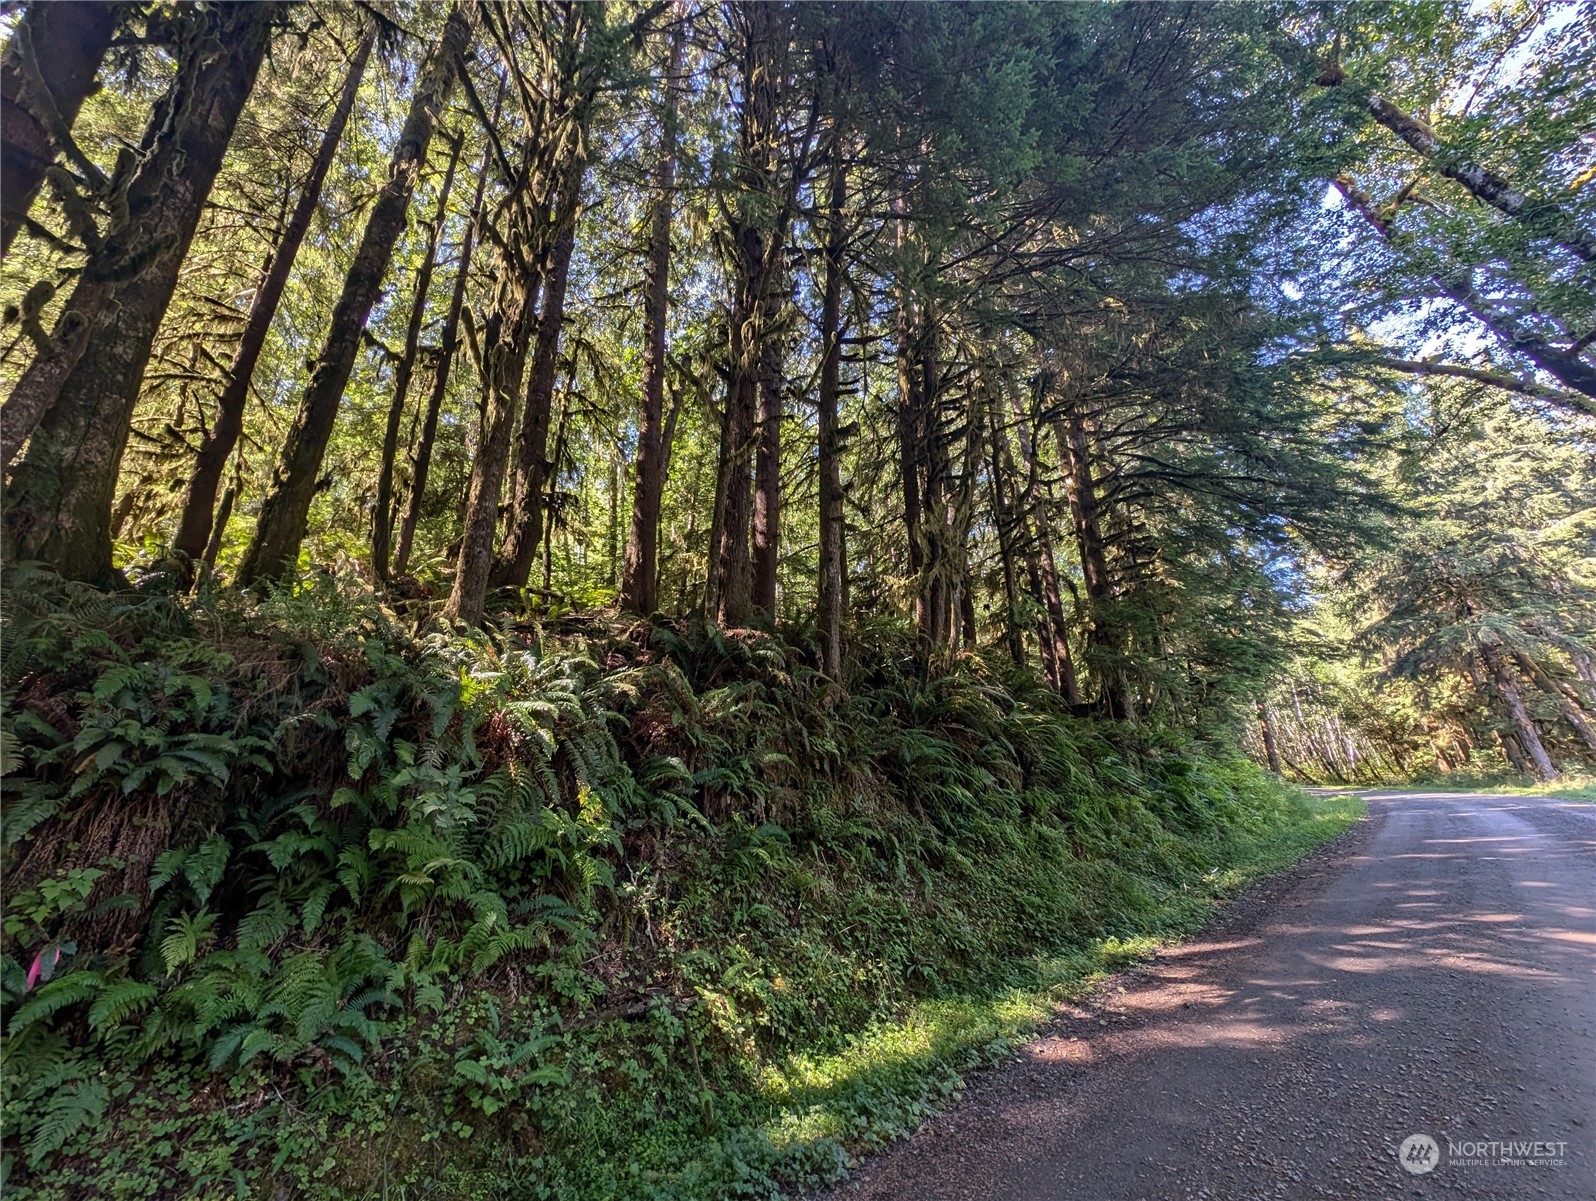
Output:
[
  {"xmin": 1427, "ymin": 779, "xmax": 1595, "ymax": 802},
  {"xmin": 1, "ymin": 569, "xmax": 1358, "ymax": 1199},
  {"xmin": 1349, "ymin": 769, "xmax": 1596, "ymax": 802}
]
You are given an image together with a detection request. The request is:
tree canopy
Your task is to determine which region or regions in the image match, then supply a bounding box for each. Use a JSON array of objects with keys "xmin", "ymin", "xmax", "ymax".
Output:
[{"xmin": 1, "ymin": 0, "xmax": 1590, "ymax": 768}]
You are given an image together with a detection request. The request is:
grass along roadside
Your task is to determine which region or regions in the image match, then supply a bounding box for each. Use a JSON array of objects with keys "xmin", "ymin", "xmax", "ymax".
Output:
[
  {"xmin": 629, "ymin": 789, "xmax": 1368, "ymax": 1197},
  {"xmin": 1313, "ymin": 776, "xmax": 1596, "ymax": 803},
  {"xmin": 1420, "ymin": 777, "xmax": 1595, "ymax": 802}
]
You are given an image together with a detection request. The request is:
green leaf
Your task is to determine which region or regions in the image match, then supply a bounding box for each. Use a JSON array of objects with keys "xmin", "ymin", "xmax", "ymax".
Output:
[
  {"xmin": 7, "ymin": 971, "xmax": 100, "ymax": 1036},
  {"xmin": 27, "ymin": 1074, "xmax": 108, "ymax": 1166},
  {"xmin": 184, "ymin": 834, "xmax": 231, "ymax": 903},
  {"xmin": 159, "ymin": 912, "xmax": 217, "ymax": 975},
  {"xmin": 88, "ymin": 980, "xmax": 158, "ymax": 1032}
]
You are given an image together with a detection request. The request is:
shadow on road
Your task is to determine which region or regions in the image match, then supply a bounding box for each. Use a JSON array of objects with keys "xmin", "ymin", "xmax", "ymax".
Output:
[{"xmin": 828, "ymin": 793, "xmax": 1596, "ymax": 1201}]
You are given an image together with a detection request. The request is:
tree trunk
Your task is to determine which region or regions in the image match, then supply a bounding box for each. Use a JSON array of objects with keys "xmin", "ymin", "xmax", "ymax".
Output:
[
  {"xmin": 1056, "ymin": 401, "xmax": 1129, "ymax": 719},
  {"xmin": 444, "ymin": 242, "xmax": 540, "ymax": 625},
  {"xmin": 985, "ymin": 407, "xmax": 1029, "ymax": 671},
  {"xmin": 1258, "ymin": 703, "xmax": 1283, "ymax": 774},
  {"xmin": 1570, "ymin": 648, "xmax": 1596, "ymax": 691},
  {"xmin": 904, "ymin": 306, "xmax": 971, "ymax": 671},
  {"xmin": 619, "ymin": 17, "xmax": 686, "ymax": 617},
  {"xmin": 492, "ymin": 1, "xmax": 605, "ymax": 593},
  {"xmin": 1034, "ymin": 539, "xmax": 1082, "ymax": 705},
  {"xmin": 394, "ymin": 139, "xmax": 493, "ymax": 578},
  {"xmin": 1481, "ymin": 645, "xmax": 1558, "ymax": 781},
  {"xmin": 705, "ymin": 346, "xmax": 762, "ymax": 622},
  {"xmin": 815, "ymin": 150, "xmax": 848, "ymax": 680},
  {"xmin": 543, "ymin": 385, "xmax": 573, "ymax": 593},
  {"xmin": 896, "ymin": 299, "xmax": 924, "ymax": 586},
  {"xmin": 660, "ymin": 385, "xmax": 685, "ymax": 480},
  {"xmin": 607, "ymin": 455, "xmax": 621, "ymax": 588},
  {"xmin": 750, "ymin": 324, "xmax": 784, "ymax": 618},
  {"xmin": 991, "ymin": 414, "xmax": 1046, "ymax": 677},
  {"xmin": 1515, "ymin": 652, "xmax": 1596, "ymax": 754},
  {"xmin": 236, "ymin": 0, "xmax": 476, "ymax": 589},
  {"xmin": 958, "ymin": 581, "xmax": 978, "ymax": 652},
  {"xmin": 2, "ymin": 4, "xmax": 275, "ymax": 585},
  {"xmin": 0, "ymin": 1, "xmax": 119, "ymax": 258},
  {"xmin": 1332, "ymin": 178, "xmax": 1596, "ymax": 409},
  {"xmin": 1002, "ymin": 402, "xmax": 1080, "ymax": 703},
  {"xmin": 171, "ymin": 25, "xmax": 374, "ymax": 579},
  {"xmin": 493, "ymin": 174, "xmax": 581, "ymax": 591},
  {"xmin": 1058, "ymin": 405, "xmax": 1110, "ymax": 608},
  {"xmin": 1499, "ymin": 731, "xmax": 1530, "ymax": 775},
  {"xmin": 705, "ymin": 3, "xmax": 792, "ymax": 628},
  {"xmin": 901, "ymin": 299, "xmax": 953, "ymax": 664},
  {"xmin": 948, "ymin": 389, "xmax": 982, "ymax": 658},
  {"xmin": 1554, "ymin": 694, "xmax": 1596, "ymax": 754},
  {"xmin": 202, "ymin": 483, "xmax": 235, "ymax": 571},
  {"xmin": 1439, "ymin": 272, "xmax": 1596, "ymax": 403},
  {"xmin": 373, "ymin": 130, "xmax": 463, "ymax": 582},
  {"xmin": 705, "ymin": 311, "xmax": 762, "ymax": 625},
  {"xmin": 445, "ymin": 358, "xmax": 518, "ymax": 626}
]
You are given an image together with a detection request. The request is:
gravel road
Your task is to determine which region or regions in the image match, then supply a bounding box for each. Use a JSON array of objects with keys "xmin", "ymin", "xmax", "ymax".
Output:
[{"xmin": 822, "ymin": 792, "xmax": 1596, "ymax": 1201}]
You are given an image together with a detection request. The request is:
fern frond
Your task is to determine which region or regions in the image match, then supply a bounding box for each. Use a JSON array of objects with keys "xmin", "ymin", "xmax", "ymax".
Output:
[
  {"xmin": 88, "ymin": 980, "xmax": 159, "ymax": 1032},
  {"xmin": 26, "ymin": 1073, "xmax": 108, "ymax": 1166},
  {"xmin": 7, "ymin": 971, "xmax": 101, "ymax": 1036}
]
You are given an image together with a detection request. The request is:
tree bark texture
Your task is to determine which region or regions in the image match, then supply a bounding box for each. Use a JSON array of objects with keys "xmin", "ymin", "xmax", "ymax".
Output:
[
  {"xmin": 1332, "ymin": 178, "xmax": 1596, "ymax": 408},
  {"xmin": 895, "ymin": 294, "xmax": 923, "ymax": 586},
  {"xmin": 489, "ymin": 3, "xmax": 607, "ymax": 593},
  {"xmin": 1439, "ymin": 271, "xmax": 1596, "ymax": 403},
  {"xmin": 493, "ymin": 170, "xmax": 582, "ymax": 591},
  {"xmin": 2, "ymin": 3, "xmax": 276, "ymax": 585},
  {"xmin": 898, "ymin": 296, "xmax": 957, "ymax": 664},
  {"xmin": 1481, "ymin": 644, "xmax": 1558, "ymax": 781},
  {"xmin": 988, "ymin": 433, "xmax": 1025, "ymax": 670},
  {"xmin": 1002, "ymin": 399, "xmax": 1081, "ymax": 704},
  {"xmin": 750, "ymin": 321, "xmax": 784, "ymax": 618},
  {"xmin": 394, "ymin": 140, "xmax": 493, "ymax": 578},
  {"xmin": 1513, "ymin": 652, "xmax": 1596, "ymax": 754},
  {"xmin": 443, "ymin": 213, "xmax": 541, "ymax": 624},
  {"xmin": 202, "ymin": 483, "xmax": 235, "ymax": 572},
  {"xmin": 705, "ymin": 2, "xmax": 796, "ymax": 628},
  {"xmin": 1345, "ymin": 84, "xmax": 1596, "ymax": 264},
  {"xmin": 542, "ymin": 384, "xmax": 574, "ymax": 593},
  {"xmin": 0, "ymin": 0, "xmax": 119, "ymax": 258},
  {"xmin": 1499, "ymin": 731, "xmax": 1530, "ymax": 775},
  {"xmin": 1259, "ymin": 703, "xmax": 1283, "ymax": 774},
  {"xmin": 1057, "ymin": 400, "xmax": 1131, "ymax": 719},
  {"xmin": 815, "ymin": 150, "xmax": 848, "ymax": 680}
]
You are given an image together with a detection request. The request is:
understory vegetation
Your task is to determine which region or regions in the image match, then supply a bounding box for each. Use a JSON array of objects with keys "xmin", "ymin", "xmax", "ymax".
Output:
[{"xmin": 0, "ymin": 569, "xmax": 1353, "ymax": 1198}]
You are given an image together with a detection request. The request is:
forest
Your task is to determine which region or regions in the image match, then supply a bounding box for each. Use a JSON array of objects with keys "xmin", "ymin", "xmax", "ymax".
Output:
[{"xmin": 0, "ymin": 1, "xmax": 1591, "ymax": 1196}]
